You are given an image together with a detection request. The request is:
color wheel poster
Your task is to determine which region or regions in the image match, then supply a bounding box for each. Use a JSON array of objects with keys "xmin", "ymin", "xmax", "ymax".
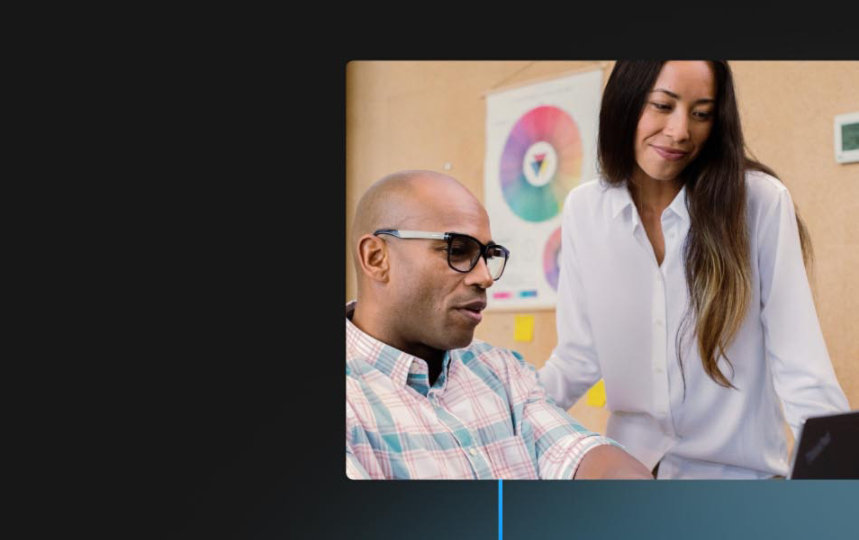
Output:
[{"xmin": 484, "ymin": 67, "xmax": 603, "ymax": 310}]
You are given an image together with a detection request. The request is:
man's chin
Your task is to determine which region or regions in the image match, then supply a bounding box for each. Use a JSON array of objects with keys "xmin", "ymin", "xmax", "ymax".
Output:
[{"xmin": 446, "ymin": 333, "xmax": 476, "ymax": 351}]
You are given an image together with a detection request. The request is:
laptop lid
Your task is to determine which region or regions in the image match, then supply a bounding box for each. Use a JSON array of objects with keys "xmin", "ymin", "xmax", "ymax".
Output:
[{"xmin": 789, "ymin": 410, "xmax": 859, "ymax": 479}]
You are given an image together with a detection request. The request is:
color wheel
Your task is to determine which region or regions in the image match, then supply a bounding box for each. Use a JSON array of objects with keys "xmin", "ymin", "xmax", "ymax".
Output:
[
  {"xmin": 499, "ymin": 105, "xmax": 582, "ymax": 222},
  {"xmin": 543, "ymin": 227, "xmax": 562, "ymax": 291}
]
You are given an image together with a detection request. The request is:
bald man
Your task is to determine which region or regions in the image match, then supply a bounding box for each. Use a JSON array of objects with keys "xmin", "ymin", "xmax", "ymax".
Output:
[{"xmin": 346, "ymin": 170, "xmax": 652, "ymax": 479}]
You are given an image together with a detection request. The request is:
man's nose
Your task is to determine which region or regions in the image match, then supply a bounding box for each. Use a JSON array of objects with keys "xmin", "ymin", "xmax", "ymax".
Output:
[{"xmin": 465, "ymin": 256, "xmax": 494, "ymax": 289}]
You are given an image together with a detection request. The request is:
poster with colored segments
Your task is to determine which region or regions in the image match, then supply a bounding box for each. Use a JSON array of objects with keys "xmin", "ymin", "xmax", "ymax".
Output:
[{"xmin": 484, "ymin": 67, "xmax": 603, "ymax": 310}]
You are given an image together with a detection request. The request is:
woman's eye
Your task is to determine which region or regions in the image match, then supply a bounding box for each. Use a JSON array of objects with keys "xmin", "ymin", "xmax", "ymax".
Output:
[{"xmin": 650, "ymin": 101, "xmax": 671, "ymax": 111}]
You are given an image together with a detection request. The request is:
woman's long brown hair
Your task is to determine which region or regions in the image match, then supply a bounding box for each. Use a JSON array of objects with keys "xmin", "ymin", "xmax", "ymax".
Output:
[{"xmin": 597, "ymin": 60, "xmax": 812, "ymax": 389}]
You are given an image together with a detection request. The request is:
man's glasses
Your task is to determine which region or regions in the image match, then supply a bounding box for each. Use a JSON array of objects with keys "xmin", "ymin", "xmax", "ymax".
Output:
[{"xmin": 373, "ymin": 229, "xmax": 509, "ymax": 281}]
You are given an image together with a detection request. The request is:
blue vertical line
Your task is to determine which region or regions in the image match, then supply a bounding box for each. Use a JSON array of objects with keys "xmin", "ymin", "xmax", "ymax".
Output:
[{"xmin": 498, "ymin": 478, "xmax": 503, "ymax": 540}]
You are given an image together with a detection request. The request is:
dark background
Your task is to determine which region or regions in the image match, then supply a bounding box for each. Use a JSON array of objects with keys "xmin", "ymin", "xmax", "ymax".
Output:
[{"xmin": 60, "ymin": 7, "xmax": 857, "ymax": 539}]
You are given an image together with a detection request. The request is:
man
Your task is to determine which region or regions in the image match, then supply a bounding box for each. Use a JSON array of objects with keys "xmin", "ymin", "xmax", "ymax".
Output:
[{"xmin": 346, "ymin": 169, "xmax": 652, "ymax": 479}]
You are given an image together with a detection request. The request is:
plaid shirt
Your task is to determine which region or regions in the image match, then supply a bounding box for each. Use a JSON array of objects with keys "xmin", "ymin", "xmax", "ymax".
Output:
[{"xmin": 346, "ymin": 302, "xmax": 618, "ymax": 479}]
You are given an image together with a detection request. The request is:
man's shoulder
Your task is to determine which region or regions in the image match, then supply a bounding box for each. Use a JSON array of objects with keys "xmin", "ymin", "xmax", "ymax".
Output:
[
  {"xmin": 457, "ymin": 339, "xmax": 530, "ymax": 374},
  {"xmin": 345, "ymin": 356, "xmax": 372, "ymax": 378},
  {"xmin": 461, "ymin": 338, "xmax": 520, "ymax": 358}
]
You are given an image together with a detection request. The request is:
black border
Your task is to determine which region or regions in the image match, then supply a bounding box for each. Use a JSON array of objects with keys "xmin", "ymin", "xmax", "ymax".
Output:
[{"xmin": 129, "ymin": 11, "xmax": 858, "ymax": 539}]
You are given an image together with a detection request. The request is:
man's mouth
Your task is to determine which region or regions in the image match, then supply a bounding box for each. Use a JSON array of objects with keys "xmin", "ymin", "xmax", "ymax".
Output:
[{"xmin": 456, "ymin": 300, "xmax": 486, "ymax": 323}]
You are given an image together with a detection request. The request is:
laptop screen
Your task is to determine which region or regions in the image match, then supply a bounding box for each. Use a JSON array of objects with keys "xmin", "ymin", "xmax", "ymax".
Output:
[{"xmin": 789, "ymin": 410, "xmax": 859, "ymax": 479}]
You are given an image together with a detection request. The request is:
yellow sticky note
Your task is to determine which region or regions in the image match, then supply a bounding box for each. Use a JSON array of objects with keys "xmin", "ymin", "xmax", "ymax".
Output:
[
  {"xmin": 513, "ymin": 315, "xmax": 534, "ymax": 342},
  {"xmin": 586, "ymin": 379, "xmax": 606, "ymax": 407}
]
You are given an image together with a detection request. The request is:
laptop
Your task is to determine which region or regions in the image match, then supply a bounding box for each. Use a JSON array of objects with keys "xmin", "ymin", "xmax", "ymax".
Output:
[{"xmin": 788, "ymin": 410, "xmax": 859, "ymax": 479}]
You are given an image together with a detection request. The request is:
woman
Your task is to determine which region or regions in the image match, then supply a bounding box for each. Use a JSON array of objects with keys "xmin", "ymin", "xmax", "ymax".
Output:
[{"xmin": 537, "ymin": 61, "xmax": 849, "ymax": 479}]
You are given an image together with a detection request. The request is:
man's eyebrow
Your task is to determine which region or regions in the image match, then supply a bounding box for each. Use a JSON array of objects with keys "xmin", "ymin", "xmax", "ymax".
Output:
[{"xmin": 651, "ymin": 88, "xmax": 715, "ymax": 104}]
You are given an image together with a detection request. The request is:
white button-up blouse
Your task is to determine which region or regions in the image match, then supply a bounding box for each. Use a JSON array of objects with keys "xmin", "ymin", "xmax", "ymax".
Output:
[{"xmin": 538, "ymin": 170, "xmax": 850, "ymax": 479}]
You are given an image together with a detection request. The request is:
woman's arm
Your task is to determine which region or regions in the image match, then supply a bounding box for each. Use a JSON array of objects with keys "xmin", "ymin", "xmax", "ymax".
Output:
[
  {"xmin": 538, "ymin": 196, "xmax": 603, "ymax": 409},
  {"xmin": 756, "ymin": 181, "xmax": 850, "ymax": 437}
]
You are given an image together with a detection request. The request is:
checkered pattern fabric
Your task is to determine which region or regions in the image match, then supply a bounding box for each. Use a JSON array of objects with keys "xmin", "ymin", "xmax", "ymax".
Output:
[{"xmin": 346, "ymin": 302, "xmax": 618, "ymax": 479}]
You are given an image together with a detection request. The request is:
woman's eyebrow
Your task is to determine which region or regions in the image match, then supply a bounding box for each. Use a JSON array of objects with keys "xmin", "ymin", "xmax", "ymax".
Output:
[{"xmin": 651, "ymin": 88, "xmax": 715, "ymax": 105}]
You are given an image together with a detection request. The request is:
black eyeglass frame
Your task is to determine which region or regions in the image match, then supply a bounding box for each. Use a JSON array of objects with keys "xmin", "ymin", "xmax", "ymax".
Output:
[{"xmin": 373, "ymin": 228, "xmax": 510, "ymax": 280}]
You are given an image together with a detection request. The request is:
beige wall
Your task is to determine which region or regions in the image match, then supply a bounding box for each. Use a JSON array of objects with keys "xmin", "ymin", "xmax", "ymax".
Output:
[{"xmin": 345, "ymin": 61, "xmax": 859, "ymax": 435}]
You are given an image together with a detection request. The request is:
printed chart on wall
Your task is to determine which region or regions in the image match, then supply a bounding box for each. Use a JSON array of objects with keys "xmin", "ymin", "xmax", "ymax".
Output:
[{"xmin": 484, "ymin": 67, "xmax": 603, "ymax": 310}]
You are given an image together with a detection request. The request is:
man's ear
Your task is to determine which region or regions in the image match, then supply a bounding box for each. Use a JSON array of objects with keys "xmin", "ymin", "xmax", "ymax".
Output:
[{"xmin": 357, "ymin": 234, "xmax": 390, "ymax": 282}]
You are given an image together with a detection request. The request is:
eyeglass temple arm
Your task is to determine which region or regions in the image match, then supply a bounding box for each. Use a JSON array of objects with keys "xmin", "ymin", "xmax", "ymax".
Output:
[{"xmin": 375, "ymin": 230, "xmax": 448, "ymax": 240}]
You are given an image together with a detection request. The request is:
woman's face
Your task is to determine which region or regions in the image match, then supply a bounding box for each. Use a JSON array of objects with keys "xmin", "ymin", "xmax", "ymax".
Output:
[{"xmin": 632, "ymin": 61, "xmax": 717, "ymax": 184}]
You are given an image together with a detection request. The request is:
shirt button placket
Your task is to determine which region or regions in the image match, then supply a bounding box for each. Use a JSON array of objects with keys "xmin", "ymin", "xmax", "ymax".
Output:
[{"xmin": 653, "ymin": 270, "xmax": 669, "ymax": 419}]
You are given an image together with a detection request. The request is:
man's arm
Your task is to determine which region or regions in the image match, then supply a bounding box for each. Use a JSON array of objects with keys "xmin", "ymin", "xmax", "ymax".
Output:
[
  {"xmin": 346, "ymin": 445, "xmax": 371, "ymax": 479},
  {"xmin": 573, "ymin": 444, "xmax": 653, "ymax": 479},
  {"xmin": 500, "ymin": 349, "xmax": 652, "ymax": 480}
]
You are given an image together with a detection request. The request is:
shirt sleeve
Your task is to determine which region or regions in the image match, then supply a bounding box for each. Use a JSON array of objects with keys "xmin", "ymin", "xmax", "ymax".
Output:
[
  {"xmin": 346, "ymin": 444, "xmax": 370, "ymax": 479},
  {"xmin": 346, "ymin": 397, "xmax": 375, "ymax": 479},
  {"xmin": 538, "ymin": 194, "xmax": 602, "ymax": 410},
  {"xmin": 512, "ymin": 352, "xmax": 620, "ymax": 479},
  {"xmin": 757, "ymin": 185, "xmax": 850, "ymax": 437}
]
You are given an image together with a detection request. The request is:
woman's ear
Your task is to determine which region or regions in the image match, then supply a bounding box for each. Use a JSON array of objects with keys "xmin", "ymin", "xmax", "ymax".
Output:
[{"xmin": 357, "ymin": 234, "xmax": 389, "ymax": 283}]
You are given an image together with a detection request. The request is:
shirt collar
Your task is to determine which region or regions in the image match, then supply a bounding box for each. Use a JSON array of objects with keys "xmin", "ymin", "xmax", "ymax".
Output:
[
  {"xmin": 666, "ymin": 183, "xmax": 690, "ymax": 223},
  {"xmin": 608, "ymin": 180, "xmax": 690, "ymax": 225},
  {"xmin": 346, "ymin": 300, "xmax": 429, "ymax": 389},
  {"xmin": 608, "ymin": 180, "xmax": 635, "ymax": 220}
]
